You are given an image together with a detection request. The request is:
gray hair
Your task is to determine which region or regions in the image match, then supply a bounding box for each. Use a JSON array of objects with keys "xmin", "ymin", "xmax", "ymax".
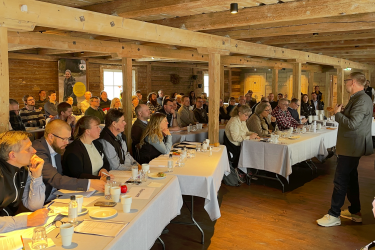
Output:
[
  {"xmin": 230, "ymin": 105, "xmax": 251, "ymax": 117},
  {"xmin": 350, "ymin": 72, "xmax": 366, "ymax": 86},
  {"xmin": 255, "ymin": 102, "xmax": 270, "ymax": 115},
  {"xmin": 278, "ymin": 98, "xmax": 289, "ymax": 104}
]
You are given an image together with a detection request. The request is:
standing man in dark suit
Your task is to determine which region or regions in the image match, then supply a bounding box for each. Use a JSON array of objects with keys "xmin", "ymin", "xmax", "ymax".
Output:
[
  {"xmin": 317, "ymin": 72, "xmax": 373, "ymax": 227},
  {"xmin": 32, "ymin": 119, "xmax": 105, "ymax": 202},
  {"xmin": 310, "ymin": 92, "xmax": 324, "ymax": 113},
  {"xmin": 314, "ymin": 86, "xmax": 323, "ymax": 102}
]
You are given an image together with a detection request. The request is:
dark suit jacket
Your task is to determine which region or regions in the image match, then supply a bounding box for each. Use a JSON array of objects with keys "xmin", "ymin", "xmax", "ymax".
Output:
[
  {"xmin": 62, "ymin": 139, "xmax": 110, "ymax": 179},
  {"xmin": 310, "ymin": 100, "xmax": 324, "ymax": 112},
  {"xmin": 131, "ymin": 118, "xmax": 148, "ymax": 154},
  {"xmin": 335, "ymin": 90, "xmax": 373, "ymax": 157},
  {"xmin": 32, "ymin": 138, "xmax": 89, "ymax": 201}
]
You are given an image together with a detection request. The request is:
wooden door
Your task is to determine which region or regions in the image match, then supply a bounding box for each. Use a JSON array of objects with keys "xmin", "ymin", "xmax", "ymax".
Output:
[{"xmin": 244, "ymin": 74, "xmax": 265, "ymax": 102}]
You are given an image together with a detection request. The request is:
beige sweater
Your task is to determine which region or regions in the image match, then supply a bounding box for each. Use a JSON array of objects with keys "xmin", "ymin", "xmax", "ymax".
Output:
[{"xmin": 225, "ymin": 116, "xmax": 254, "ymax": 146}]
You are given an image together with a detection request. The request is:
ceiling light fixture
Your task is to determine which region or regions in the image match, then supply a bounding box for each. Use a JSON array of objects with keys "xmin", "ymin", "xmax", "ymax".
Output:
[{"xmin": 230, "ymin": 3, "xmax": 238, "ymax": 14}]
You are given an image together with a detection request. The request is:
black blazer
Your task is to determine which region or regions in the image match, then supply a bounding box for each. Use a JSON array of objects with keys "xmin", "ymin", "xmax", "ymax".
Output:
[
  {"xmin": 32, "ymin": 138, "xmax": 89, "ymax": 201},
  {"xmin": 62, "ymin": 139, "xmax": 110, "ymax": 180},
  {"xmin": 310, "ymin": 100, "xmax": 324, "ymax": 112}
]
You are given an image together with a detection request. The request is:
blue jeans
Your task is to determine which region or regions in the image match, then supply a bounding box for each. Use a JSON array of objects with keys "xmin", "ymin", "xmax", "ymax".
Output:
[{"xmin": 328, "ymin": 155, "xmax": 361, "ymax": 217}]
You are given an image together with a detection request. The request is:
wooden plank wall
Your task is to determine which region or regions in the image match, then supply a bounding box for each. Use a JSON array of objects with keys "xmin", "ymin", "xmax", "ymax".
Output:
[{"xmin": 9, "ymin": 59, "xmax": 58, "ymax": 108}]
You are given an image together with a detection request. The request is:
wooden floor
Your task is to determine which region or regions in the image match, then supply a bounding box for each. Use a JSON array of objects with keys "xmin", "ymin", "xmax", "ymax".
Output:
[{"xmin": 151, "ymin": 153, "xmax": 375, "ymax": 250}]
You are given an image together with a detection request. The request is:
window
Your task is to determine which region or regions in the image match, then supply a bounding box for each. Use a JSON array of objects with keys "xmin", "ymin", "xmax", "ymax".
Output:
[
  {"xmin": 203, "ymin": 72, "xmax": 209, "ymax": 97},
  {"xmin": 103, "ymin": 69, "xmax": 136, "ymax": 100}
]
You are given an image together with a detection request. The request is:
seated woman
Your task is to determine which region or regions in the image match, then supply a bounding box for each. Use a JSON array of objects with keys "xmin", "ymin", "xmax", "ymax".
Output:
[
  {"xmin": 224, "ymin": 105, "xmax": 259, "ymax": 168},
  {"xmin": 99, "ymin": 109, "xmax": 137, "ymax": 170},
  {"xmin": 110, "ymin": 97, "xmax": 123, "ymax": 111},
  {"xmin": 137, "ymin": 113, "xmax": 172, "ymax": 164},
  {"xmin": 300, "ymin": 94, "xmax": 315, "ymax": 118},
  {"xmin": 246, "ymin": 102, "xmax": 273, "ymax": 137},
  {"xmin": 63, "ymin": 116, "xmax": 111, "ymax": 180},
  {"xmin": 219, "ymin": 98, "xmax": 230, "ymax": 121}
]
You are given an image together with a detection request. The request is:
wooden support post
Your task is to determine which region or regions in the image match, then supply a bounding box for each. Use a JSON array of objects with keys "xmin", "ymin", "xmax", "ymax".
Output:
[
  {"xmin": 208, "ymin": 53, "xmax": 220, "ymax": 144},
  {"xmin": 0, "ymin": 27, "xmax": 9, "ymax": 133},
  {"xmin": 228, "ymin": 69, "xmax": 232, "ymax": 99},
  {"xmin": 336, "ymin": 67, "xmax": 344, "ymax": 105},
  {"xmin": 220, "ymin": 64, "xmax": 225, "ymax": 101},
  {"xmin": 308, "ymin": 71, "xmax": 314, "ymax": 96},
  {"xmin": 122, "ymin": 58, "xmax": 133, "ymax": 152},
  {"xmin": 272, "ymin": 68, "xmax": 279, "ymax": 101},
  {"xmin": 292, "ymin": 63, "xmax": 302, "ymax": 99},
  {"xmin": 324, "ymin": 73, "xmax": 331, "ymax": 117},
  {"xmin": 146, "ymin": 63, "xmax": 152, "ymax": 98}
]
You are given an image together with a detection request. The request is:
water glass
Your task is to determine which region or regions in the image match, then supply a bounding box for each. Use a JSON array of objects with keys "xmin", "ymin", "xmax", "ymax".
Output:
[
  {"xmin": 131, "ymin": 165, "xmax": 139, "ymax": 182},
  {"xmin": 187, "ymin": 125, "xmax": 191, "ymax": 133},
  {"xmin": 32, "ymin": 227, "xmax": 48, "ymax": 249},
  {"xmin": 176, "ymin": 156, "xmax": 185, "ymax": 167},
  {"xmin": 196, "ymin": 144, "xmax": 202, "ymax": 152},
  {"xmin": 189, "ymin": 149, "xmax": 196, "ymax": 158},
  {"xmin": 141, "ymin": 170, "xmax": 148, "ymax": 182}
]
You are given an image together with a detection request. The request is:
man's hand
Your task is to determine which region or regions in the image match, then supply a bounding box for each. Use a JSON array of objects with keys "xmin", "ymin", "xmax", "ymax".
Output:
[
  {"xmin": 170, "ymin": 109, "xmax": 175, "ymax": 115},
  {"xmin": 271, "ymin": 116, "xmax": 276, "ymax": 122},
  {"xmin": 249, "ymin": 133, "xmax": 260, "ymax": 140},
  {"xmin": 29, "ymin": 155, "xmax": 44, "ymax": 178},
  {"xmin": 334, "ymin": 104, "xmax": 343, "ymax": 114},
  {"xmin": 27, "ymin": 209, "xmax": 48, "ymax": 227},
  {"xmin": 98, "ymin": 169, "xmax": 114, "ymax": 180},
  {"xmin": 301, "ymin": 118, "xmax": 307, "ymax": 124},
  {"xmin": 67, "ymin": 115, "xmax": 76, "ymax": 125},
  {"xmin": 90, "ymin": 179, "xmax": 106, "ymax": 192}
]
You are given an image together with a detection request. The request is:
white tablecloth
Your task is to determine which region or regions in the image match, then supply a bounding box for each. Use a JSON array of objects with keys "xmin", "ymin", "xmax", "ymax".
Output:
[
  {"xmin": 24, "ymin": 175, "xmax": 183, "ymax": 250},
  {"xmin": 171, "ymin": 125, "xmax": 225, "ymax": 144},
  {"xmin": 149, "ymin": 145, "xmax": 230, "ymax": 221},
  {"xmin": 238, "ymin": 129, "xmax": 338, "ymax": 180}
]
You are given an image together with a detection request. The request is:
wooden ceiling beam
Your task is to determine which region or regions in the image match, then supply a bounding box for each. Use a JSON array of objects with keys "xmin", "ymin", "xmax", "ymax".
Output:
[
  {"xmin": 306, "ymin": 46, "xmax": 375, "ymax": 53},
  {"xmin": 1, "ymin": 0, "xmax": 373, "ymax": 70},
  {"xmin": 204, "ymin": 13, "xmax": 375, "ymax": 39},
  {"xmin": 246, "ymin": 29, "xmax": 375, "ymax": 45},
  {"xmin": 9, "ymin": 52, "xmax": 59, "ymax": 61},
  {"xmin": 151, "ymin": 0, "xmax": 375, "ymax": 31},
  {"xmin": 82, "ymin": 0, "xmax": 260, "ymax": 22},
  {"xmin": 8, "ymin": 44, "xmax": 36, "ymax": 51},
  {"xmin": 275, "ymin": 39, "xmax": 375, "ymax": 50}
]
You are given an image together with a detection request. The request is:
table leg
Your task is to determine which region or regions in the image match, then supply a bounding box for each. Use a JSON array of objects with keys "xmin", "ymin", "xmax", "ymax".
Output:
[
  {"xmin": 304, "ymin": 161, "xmax": 315, "ymax": 175},
  {"xmin": 252, "ymin": 171, "xmax": 286, "ymax": 193},
  {"xmin": 171, "ymin": 196, "xmax": 205, "ymax": 244},
  {"xmin": 308, "ymin": 159, "xmax": 318, "ymax": 171},
  {"xmin": 158, "ymin": 237, "xmax": 165, "ymax": 250}
]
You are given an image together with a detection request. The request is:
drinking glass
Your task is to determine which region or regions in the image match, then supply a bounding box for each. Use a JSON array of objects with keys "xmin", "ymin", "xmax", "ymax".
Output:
[
  {"xmin": 131, "ymin": 165, "xmax": 139, "ymax": 182},
  {"xmin": 189, "ymin": 149, "xmax": 196, "ymax": 158},
  {"xmin": 196, "ymin": 144, "xmax": 202, "ymax": 152},
  {"xmin": 32, "ymin": 227, "xmax": 48, "ymax": 249},
  {"xmin": 176, "ymin": 156, "xmax": 185, "ymax": 167}
]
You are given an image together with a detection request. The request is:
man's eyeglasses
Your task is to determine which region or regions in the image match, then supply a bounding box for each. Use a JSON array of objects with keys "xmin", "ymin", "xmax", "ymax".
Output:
[
  {"xmin": 265, "ymin": 109, "xmax": 271, "ymax": 112},
  {"xmin": 344, "ymin": 79, "xmax": 352, "ymax": 82},
  {"xmin": 52, "ymin": 134, "xmax": 71, "ymax": 142}
]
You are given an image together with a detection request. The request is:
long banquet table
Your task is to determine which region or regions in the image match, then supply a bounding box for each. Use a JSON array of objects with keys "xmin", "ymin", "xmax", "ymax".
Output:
[
  {"xmin": 23, "ymin": 175, "xmax": 183, "ymax": 250},
  {"xmin": 238, "ymin": 128, "xmax": 338, "ymax": 180},
  {"xmin": 170, "ymin": 125, "xmax": 226, "ymax": 144},
  {"xmin": 149, "ymin": 145, "xmax": 230, "ymax": 221}
]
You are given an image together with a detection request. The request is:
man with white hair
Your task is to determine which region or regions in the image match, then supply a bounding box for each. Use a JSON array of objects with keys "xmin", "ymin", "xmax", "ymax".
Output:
[
  {"xmin": 271, "ymin": 98, "xmax": 303, "ymax": 130},
  {"xmin": 80, "ymin": 91, "xmax": 92, "ymax": 113}
]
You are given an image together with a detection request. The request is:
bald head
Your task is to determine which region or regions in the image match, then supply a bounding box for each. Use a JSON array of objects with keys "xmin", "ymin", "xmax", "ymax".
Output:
[{"xmin": 135, "ymin": 104, "xmax": 150, "ymax": 121}]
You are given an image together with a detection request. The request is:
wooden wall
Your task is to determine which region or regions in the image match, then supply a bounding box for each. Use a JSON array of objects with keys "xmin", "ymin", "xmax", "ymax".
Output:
[{"xmin": 9, "ymin": 59, "xmax": 58, "ymax": 107}]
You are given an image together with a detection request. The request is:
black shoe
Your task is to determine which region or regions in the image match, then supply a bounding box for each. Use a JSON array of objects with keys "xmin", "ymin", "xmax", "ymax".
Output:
[
  {"xmin": 326, "ymin": 151, "xmax": 335, "ymax": 159},
  {"xmin": 162, "ymin": 227, "xmax": 169, "ymax": 234}
]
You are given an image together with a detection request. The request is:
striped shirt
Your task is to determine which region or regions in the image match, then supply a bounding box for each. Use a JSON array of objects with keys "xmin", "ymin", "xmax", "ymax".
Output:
[{"xmin": 19, "ymin": 107, "xmax": 46, "ymax": 127}]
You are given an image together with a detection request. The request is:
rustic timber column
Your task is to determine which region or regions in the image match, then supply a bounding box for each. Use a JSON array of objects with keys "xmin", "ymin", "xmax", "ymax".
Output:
[
  {"xmin": 0, "ymin": 27, "xmax": 9, "ymax": 133},
  {"xmin": 292, "ymin": 63, "xmax": 302, "ymax": 99},
  {"xmin": 146, "ymin": 63, "xmax": 152, "ymax": 96},
  {"xmin": 272, "ymin": 68, "xmax": 279, "ymax": 100},
  {"xmin": 308, "ymin": 71, "xmax": 314, "ymax": 96},
  {"xmin": 220, "ymin": 64, "xmax": 224, "ymax": 101},
  {"xmin": 324, "ymin": 73, "xmax": 331, "ymax": 117},
  {"xmin": 336, "ymin": 67, "xmax": 344, "ymax": 105},
  {"xmin": 122, "ymin": 58, "xmax": 133, "ymax": 151},
  {"xmin": 208, "ymin": 53, "xmax": 220, "ymax": 144},
  {"xmin": 228, "ymin": 69, "xmax": 232, "ymax": 98}
]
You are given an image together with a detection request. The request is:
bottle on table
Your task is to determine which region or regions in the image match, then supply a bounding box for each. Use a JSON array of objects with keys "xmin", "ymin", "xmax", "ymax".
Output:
[
  {"xmin": 168, "ymin": 154, "xmax": 173, "ymax": 172},
  {"xmin": 105, "ymin": 176, "xmax": 111, "ymax": 200},
  {"xmin": 68, "ymin": 195, "xmax": 78, "ymax": 225}
]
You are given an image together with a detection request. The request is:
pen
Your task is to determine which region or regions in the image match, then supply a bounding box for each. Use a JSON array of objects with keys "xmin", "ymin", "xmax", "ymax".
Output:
[
  {"xmin": 101, "ymin": 172, "xmax": 110, "ymax": 177},
  {"xmin": 20, "ymin": 236, "xmax": 25, "ymax": 250},
  {"xmin": 45, "ymin": 201, "xmax": 55, "ymax": 210}
]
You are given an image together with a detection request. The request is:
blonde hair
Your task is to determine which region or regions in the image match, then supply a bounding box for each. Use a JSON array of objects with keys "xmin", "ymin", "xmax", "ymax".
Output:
[
  {"xmin": 0, "ymin": 131, "xmax": 31, "ymax": 161},
  {"xmin": 110, "ymin": 98, "xmax": 122, "ymax": 109},
  {"xmin": 44, "ymin": 119, "xmax": 71, "ymax": 138},
  {"xmin": 139, "ymin": 113, "xmax": 167, "ymax": 147}
]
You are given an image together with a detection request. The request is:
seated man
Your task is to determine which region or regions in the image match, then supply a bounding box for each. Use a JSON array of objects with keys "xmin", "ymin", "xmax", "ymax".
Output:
[
  {"xmin": 158, "ymin": 99, "xmax": 180, "ymax": 130},
  {"xmin": 237, "ymin": 95, "xmax": 247, "ymax": 107},
  {"xmin": 193, "ymin": 97, "xmax": 208, "ymax": 123},
  {"xmin": 175, "ymin": 94, "xmax": 182, "ymax": 110},
  {"xmin": 252, "ymin": 96, "xmax": 269, "ymax": 114},
  {"xmin": 271, "ymin": 98, "xmax": 303, "ymax": 130},
  {"xmin": 100, "ymin": 90, "xmax": 111, "ymax": 109},
  {"xmin": 80, "ymin": 91, "xmax": 92, "ymax": 114},
  {"xmin": 246, "ymin": 90, "xmax": 257, "ymax": 108},
  {"xmin": 33, "ymin": 120, "xmax": 105, "ymax": 202},
  {"xmin": 20, "ymin": 95, "xmax": 46, "ymax": 128},
  {"xmin": 35, "ymin": 90, "xmax": 48, "ymax": 113},
  {"xmin": 65, "ymin": 96, "xmax": 80, "ymax": 115},
  {"xmin": 84, "ymin": 96, "xmax": 105, "ymax": 124},
  {"xmin": 100, "ymin": 109, "xmax": 138, "ymax": 170},
  {"xmin": 178, "ymin": 96, "xmax": 197, "ymax": 127},
  {"xmin": 131, "ymin": 104, "xmax": 150, "ymax": 153},
  {"xmin": 219, "ymin": 98, "xmax": 231, "ymax": 121},
  {"xmin": 147, "ymin": 92, "xmax": 162, "ymax": 114},
  {"xmin": 226, "ymin": 97, "xmax": 237, "ymax": 115},
  {"xmin": 9, "ymin": 99, "xmax": 26, "ymax": 131},
  {"xmin": 202, "ymin": 97, "xmax": 209, "ymax": 113},
  {"xmin": 50, "ymin": 102, "xmax": 77, "ymax": 134},
  {"xmin": 310, "ymin": 92, "xmax": 324, "ymax": 112},
  {"xmin": 288, "ymin": 98, "xmax": 307, "ymax": 124},
  {"xmin": 44, "ymin": 90, "xmax": 58, "ymax": 118},
  {"xmin": 0, "ymin": 131, "xmax": 47, "ymax": 233},
  {"xmin": 268, "ymin": 93, "xmax": 278, "ymax": 110}
]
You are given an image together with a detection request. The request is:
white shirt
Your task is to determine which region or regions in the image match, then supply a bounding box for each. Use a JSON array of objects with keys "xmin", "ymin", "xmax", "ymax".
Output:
[
  {"xmin": 313, "ymin": 100, "xmax": 318, "ymax": 110},
  {"xmin": 83, "ymin": 143, "xmax": 104, "ymax": 176}
]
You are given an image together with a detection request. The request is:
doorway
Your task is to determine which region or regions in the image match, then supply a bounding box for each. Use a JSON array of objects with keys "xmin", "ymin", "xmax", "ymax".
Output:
[{"xmin": 244, "ymin": 73, "xmax": 266, "ymax": 102}]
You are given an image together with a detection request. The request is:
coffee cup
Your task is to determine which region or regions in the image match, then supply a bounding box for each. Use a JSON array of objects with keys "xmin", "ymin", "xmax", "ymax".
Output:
[
  {"xmin": 142, "ymin": 164, "xmax": 150, "ymax": 173},
  {"xmin": 121, "ymin": 195, "xmax": 132, "ymax": 213},
  {"xmin": 110, "ymin": 187, "xmax": 121, "ymax": 203},
  {"xmin": 60, "ymin": 223, "xmax": 74, "ymax": 247}
]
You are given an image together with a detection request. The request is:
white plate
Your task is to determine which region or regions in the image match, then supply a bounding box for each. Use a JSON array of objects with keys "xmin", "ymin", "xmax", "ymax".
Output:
[
  {"xmin": 58, "ymin": 207, "xmax": 88, "ymax": 216},
  {"xmin": 288, "ymin": 136, "xmax": 300, "ymax": 140},
  {"xmin": 89, "ymin": 208, "xmax": 118, "ymax": 219},
  {"xmin": 148, "ymin": 173, "xmax": 166, "ymax": 179}
]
